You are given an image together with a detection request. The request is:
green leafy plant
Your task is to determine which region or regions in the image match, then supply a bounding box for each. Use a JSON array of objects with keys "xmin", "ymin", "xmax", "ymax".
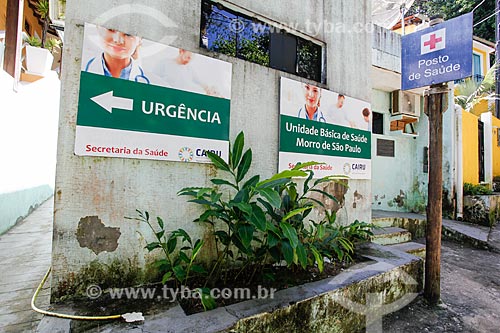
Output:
[
  {"xmin": 178, "ymin": 131, "xmax": 374, "ymax": 285},
  {"xmin": 334, "ymin": 220, "xmax": 373, "ymax": 261},
  {"xmin": 455, "ymin": 63, "xmax": 498, "ymax": 116},
  {"xmin": 339, "ymin": 220, "xmax": 374, "ymax": 242},
  {"xmin": 57, "ymin": 0, "xmax": 66, "ymax": 19},
  {"xmin": 196, "ymin": 287, "xmax": 217, "ymax": 311},
  {"xmin": 44, "ymin": 37, "xmax": 61, "ymax": 53},
  {"xmin": 268, "ymin": 172, "xmax": 373, "ymax": 269},
  {"xmin": 178, "ymin": 132, "xmax": 309, "ymax": 283},
  {"xmin": 264, "ymin": 163, "xmax": 346, "ymax": 271},
  {"xmin": 135, "ymin": 132, "xmax": 375, "ymax": 313},
  {"xmin": 463, "ymin": 182, "xmax": 493, "ymax": 196},
  {"xmin": 26, "ymin": 1, "xmax": 61, "ymax": 52},
  {"xmin": 24, "ymin": 35, "xmax": 60, "ymax": 55},
  {"xmin": 24, "ymin": 35, "xmax": 42, "ymax": 47},
  {"xmin": 132, "ymin": 210, "xmax": 206, "ymax": 286}
]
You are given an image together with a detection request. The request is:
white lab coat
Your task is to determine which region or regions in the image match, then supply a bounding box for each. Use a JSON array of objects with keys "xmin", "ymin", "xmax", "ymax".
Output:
[{"xmin": 84, "ymin": 54, "xmax": 151, "ymax": 84}]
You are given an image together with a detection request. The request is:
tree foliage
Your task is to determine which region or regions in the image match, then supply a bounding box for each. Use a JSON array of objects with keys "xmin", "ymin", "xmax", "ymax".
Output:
[
  {"xmin": 455, "ymin": 63, "xmax": 498, "ymax": 115},
  {"xmin": 212, "ymin": 34, "xmax": 270, "ymax": 66},
  {"xmin": 409, "ymin": 0, "xmax": 496, "ymax": 42}
]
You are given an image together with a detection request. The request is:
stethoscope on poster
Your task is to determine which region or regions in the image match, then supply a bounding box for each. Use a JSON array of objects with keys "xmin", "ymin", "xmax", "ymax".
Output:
[
  {"xmin": 84, "ymin": 57, "xmax": 150, "ymax": 84},
  {"xmin": 297, "ymin": 106, "xmax": 326, "ymax": 123}
]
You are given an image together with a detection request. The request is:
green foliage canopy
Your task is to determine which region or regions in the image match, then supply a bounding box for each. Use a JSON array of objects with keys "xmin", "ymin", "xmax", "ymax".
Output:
[{"xmin": 409, "ymin": 0, "xmax": 496, "ymax": 42}]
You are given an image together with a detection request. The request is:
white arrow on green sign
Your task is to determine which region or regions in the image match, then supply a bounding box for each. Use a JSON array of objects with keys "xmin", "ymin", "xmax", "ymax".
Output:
[
  {"xmin": 77, "ymin": 72, "xmax": 230, "ymax": 141},
  {"xmin": 90, "ymin": 91, "xmax": 134, "ymax": 114},
  {"xmin": 75, "ymin": 71, "xmax": 231, "ymax": 163}
]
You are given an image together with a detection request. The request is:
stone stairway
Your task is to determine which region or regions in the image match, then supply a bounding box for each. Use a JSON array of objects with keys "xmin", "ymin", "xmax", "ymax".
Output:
[{"xmin": 370, "ymin": 216, "xmax": 426, "ymax": 258}]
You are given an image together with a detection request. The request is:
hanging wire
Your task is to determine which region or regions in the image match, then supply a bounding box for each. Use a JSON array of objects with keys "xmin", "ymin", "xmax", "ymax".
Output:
[
  {"xmin": 472, "ymin": 0, "xmax": 487, "ymax": 12},
  {"xmin": 474, "ymin": 9, "xmax": 500, "ymax": 27}
]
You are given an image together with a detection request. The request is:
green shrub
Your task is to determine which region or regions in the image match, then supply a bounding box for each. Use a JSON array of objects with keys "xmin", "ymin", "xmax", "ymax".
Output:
[
  {"xmin": 463, "ymin": 182, "xmax": 492, "ymax": 196},
  {"xmin": 130, "ymin": 210, "xmax": 206, "ymax": 287},
  {"xmin": 178, "ymin": 132, "xmax": 373, "ymax": 284},
  {"xmin": 24, "ymin": 35, "xmax": 42, "ymax": 47},
  {"xmin": 137, "ymin": 131, "xmax": 374, "ymax": 311},
  {"xmin": 44, "ymin": 37, "xmax": 61, "ymax": 53},
  {"xmin": 24, "ymin": 35, "xmax": 61, "ymax": 53}
]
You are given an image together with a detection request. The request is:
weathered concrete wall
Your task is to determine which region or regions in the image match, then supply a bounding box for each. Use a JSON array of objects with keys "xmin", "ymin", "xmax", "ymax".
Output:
[
  {"xmin": 442, "ymin": 85, "xmax": 457, "ymax": 215},
  {"xmin": 372, "ymin": 24, "xmax": 400, "ymax": 73},
  {"xmin": 412, "ymin": 109, "xmax": 431, "ymax": 213},
  {"xmin": 371, "ymin": 26, "xmax": 455, "ymax": 214},
  {"xmin": 322, "ymin": 0, "xmax": 372, "ymax": 226},
  {"xmin": 371, "ymin": 26, "xmax": 427, "ymax": 214},
  {"xmin": 0, "ymin": 186, "xmax": 53, "ymax": 235},
  {"xmin": 229, "ymin": 259, "xmax": 422, "ymax": 333},
  {"xmin": 52, "ymin": 0, "xmax": 372, "ymax": 298},
  {"xmin": 371, "ymin": 89, "xmax": 428, "ymax": 213},
  {"xmin": 370, "ymin": 90, "xmax": 454, "ymax": 214}
]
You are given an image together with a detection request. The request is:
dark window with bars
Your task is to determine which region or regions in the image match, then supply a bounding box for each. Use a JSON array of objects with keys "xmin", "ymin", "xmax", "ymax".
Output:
[{"xmin": 372, "ymin": 112, "xmax": 383, "ymax": 135}]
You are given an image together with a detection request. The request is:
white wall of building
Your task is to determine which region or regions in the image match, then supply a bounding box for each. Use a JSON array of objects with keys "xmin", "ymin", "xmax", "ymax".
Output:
[{"xmin": 0, "ymin": 70, "xmax": 59, "ymax": 234}]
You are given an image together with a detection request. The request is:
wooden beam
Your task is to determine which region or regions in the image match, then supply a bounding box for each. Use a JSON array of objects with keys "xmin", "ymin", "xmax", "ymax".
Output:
[
  {"xmin": 424, "ymin": 83, "xmax": 448, "ymax": 305},
  {"xmin": 3, "ymin": 0, "xmax": 20, "ymax": 77}
]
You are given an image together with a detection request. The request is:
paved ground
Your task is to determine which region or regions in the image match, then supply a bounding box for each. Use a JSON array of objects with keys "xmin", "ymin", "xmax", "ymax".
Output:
[
  {"xmin": 0, "ymin": 199, "xmax": 52, "ymax": 332},
  {"xmin": 384, "ymin": 240, "xmax": 500, "ymax": 333}
]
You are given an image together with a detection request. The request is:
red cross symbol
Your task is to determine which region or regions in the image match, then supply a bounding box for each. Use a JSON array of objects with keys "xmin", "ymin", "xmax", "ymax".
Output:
[{"xmin": 424, "ymin": 34, "xmax": 442, "ymax": 50}]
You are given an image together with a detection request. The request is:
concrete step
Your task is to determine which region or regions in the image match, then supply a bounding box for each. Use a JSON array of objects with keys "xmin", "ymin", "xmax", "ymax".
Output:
[
  {"xmin": 387, "ymin": 242, "xmax": 426, "ymax": 258},
  {"xmin": 371, "ymin": 217, "xmax": 395, "ymax": 228},
  {"xmin": 370, "ymin": 227, "xmax": 412, "ymax": 245}
]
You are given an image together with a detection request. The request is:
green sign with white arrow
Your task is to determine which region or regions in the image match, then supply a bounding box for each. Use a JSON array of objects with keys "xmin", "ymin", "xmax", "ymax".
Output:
[
  {"xmin": 75, "ymin": 23, "xmax": 232, "ymax": 163},
  {"xmin": 77, "ymin": 72, "xmax": 230, "ymax": 141}
]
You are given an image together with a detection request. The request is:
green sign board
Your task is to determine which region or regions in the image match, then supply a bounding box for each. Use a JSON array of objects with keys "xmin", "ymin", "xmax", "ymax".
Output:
[
  {"xmin": 75, "ymin": 23, "xmax": 232, "ymax": 163},
  {"xmin": 279, "ymin": 77, "xmax": 372, "ymax": 179}
]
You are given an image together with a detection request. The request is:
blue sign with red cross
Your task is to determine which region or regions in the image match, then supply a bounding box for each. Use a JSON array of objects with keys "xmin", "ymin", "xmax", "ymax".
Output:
[{"xmin": 401, "ymin": 13, "xmax": 473, "ymax": 91}]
